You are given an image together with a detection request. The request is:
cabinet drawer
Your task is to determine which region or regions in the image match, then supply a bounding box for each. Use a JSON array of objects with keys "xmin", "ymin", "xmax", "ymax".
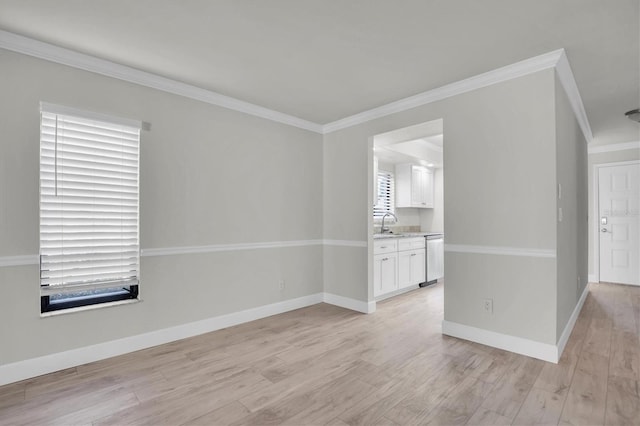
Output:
[
  {"xmin": 398, "ymin": 237, "xmax": 425, "ymax": 251},
  {"xmin": 374, "ymin": 239, "xmax": 398, "ymax": 254}
]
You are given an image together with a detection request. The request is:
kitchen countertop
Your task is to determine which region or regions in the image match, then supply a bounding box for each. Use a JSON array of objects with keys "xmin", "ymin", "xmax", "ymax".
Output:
[{"xmin": 373, "ymin": 232, "xmax": 443, "ymax": 239}]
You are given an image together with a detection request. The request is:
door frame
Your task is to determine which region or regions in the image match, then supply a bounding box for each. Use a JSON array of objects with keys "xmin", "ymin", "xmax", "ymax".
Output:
[{"xmin": 592, "ymin": 160, "xmax": 640, "ymax": 282}]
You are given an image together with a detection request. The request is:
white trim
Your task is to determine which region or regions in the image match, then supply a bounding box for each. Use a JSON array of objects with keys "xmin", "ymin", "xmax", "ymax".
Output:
[
  {"xmin": 40, "ymin": 298, "xmax": 141, "ymax": 317},
  {"xmin": 375, "ymin": 285, "xmax": 424, "ymax": 302},
  {"xmin": 592, "ymin": 160, "xmax": 640, "ymax": 284},
  {"xmin": 0, "ymin": 31, "xmax": 591, "ymax": 142},
  {"xmin": 554, "ymin": 51, "xmax": 593, "ymax": 143},
  {"xmin": 322, "ymin": 239, "xmax": 368, "ymax": 248},
  {"xmin": 323, "ymin": 293, "xmax": 375, "ymax": 314},
  {"xmin": 0, "ymin": 254, "xmax": 38, "ymax": 267},
  {"xmin": 322, "ymin": 49, "xmax": 565, "ymax": 134},
  {"xmin": 588, "ymin": 141, "xmax": 640, "ymax": 154},
  {"xmin": 444, "ymin": 244, "xmax": 556, "ymax": 258},
  {"xmin": 556, "ymin": 284, "xmax": 589, "ymax": 359},
  {"xmin": 141, "ymin": 240, "xmax": 367, "ymax": 257},
  {"xmin": 442, "ymin": 320, "xmax": 559, "ymax": 363},
  {"xmin": 0, "ymin": 293, "xmax": 324, "ymax": 386},
  {"xmin": 0, "ymin": 239, "xmax": 368, "ymax": 267},
  {"xmin": 0, "ymin": 30, "xmax": 323, "ymax": 134},
  {"xmin": 141, "ymin": 240, "xmax": 324, "ymax": 257}
]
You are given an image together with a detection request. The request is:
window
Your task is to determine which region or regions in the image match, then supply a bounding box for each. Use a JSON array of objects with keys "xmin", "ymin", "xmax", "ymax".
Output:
[
  {"xmin": 373, "ymin": 171, "xmax": 395, "ymax": 220},
  {"xmin": 39, "ymin": 103, "xmax": 141, "ymax": 313}
]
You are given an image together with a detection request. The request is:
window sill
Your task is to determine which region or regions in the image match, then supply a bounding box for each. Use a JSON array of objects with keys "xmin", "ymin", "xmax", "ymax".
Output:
[{"xmin": 40, "ymin": 298, "xmax": 141, "ymax": 318}]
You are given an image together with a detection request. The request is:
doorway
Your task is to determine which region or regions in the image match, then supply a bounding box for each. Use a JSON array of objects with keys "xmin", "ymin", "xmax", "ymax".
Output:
[
  {"xmin": 369, "ymin": 119, "xmax": 445, "ymax": 301},
  {"xmin": 596, "ymin": 161, "xmax": 640, "ymax": 285}
]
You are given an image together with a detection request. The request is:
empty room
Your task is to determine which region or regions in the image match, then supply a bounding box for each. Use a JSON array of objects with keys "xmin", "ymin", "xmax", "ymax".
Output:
[{"xmin": 1, "ymin": 1, "xmax": 639, "ymax": 425}]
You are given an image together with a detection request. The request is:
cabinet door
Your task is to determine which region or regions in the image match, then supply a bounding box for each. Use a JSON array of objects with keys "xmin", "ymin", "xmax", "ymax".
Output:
[
  {"xmin": 399, "ymin": 249, "xmax": 425, "ymax": 289},
  {"xmin": 411, "ymin": 166, "xmax": 425, "ymax": 207},
  {"xmin": 374, "ymin": 253, "xmax": 398, "ymax": 296},
  {"xmin": 410, "ymin": 249, "xmax": 426, "ymax": 285},
  {"xmin": 398, "ymin": 251, "xmax": 412, "ymax": 289},
  {"xmin": 424, "ymin": 169, "xmax": 434, "ymax": 208}
]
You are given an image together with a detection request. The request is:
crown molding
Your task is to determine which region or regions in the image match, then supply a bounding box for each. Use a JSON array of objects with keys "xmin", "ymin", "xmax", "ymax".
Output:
[
  {"xmin": 322, "ymin": 49, "xmax": 567, "ymax": 134},
  {"xmin": 0, "ymin": 30, "xmax": 324, "ymax": 134},
  {"xmin": 0, "ymin": 30, "xmax": 592, "ymax": 142},
  {"xmin": 588, "ymin": 141, "xmax": 640, "ymax": 154},
  {"xmin": 554, "ymin": 50, "xmax": 593, "ymax": 143}
]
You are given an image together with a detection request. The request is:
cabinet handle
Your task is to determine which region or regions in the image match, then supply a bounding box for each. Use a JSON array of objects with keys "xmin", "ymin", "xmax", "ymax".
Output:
[
  {"xmin": 380, "ymin": 246, "xmax": 387, "ymax": 249},
  {"xmin": 382, "ymin": 257, "xmax": 389, "ymax": 261},
  {"xmin": 411, "ymin": 253, "xmax": 417, "ymax": 256}
]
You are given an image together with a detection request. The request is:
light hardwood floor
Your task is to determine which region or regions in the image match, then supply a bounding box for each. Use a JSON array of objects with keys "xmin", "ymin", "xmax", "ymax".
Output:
[{"xmin": 1, "ymin": 281, "xmax": 639, "ymax": 425}]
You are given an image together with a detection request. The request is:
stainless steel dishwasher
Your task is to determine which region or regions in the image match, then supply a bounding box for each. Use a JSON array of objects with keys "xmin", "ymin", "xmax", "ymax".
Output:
[{"xmin": 421, "ymin": 233, "xmax": 444, "ymax": 286}]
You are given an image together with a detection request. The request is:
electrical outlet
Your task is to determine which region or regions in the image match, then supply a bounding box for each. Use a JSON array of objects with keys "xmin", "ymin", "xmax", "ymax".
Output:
[
  {"xmin": 279, "ymin": 280, "xmax": 285, "ymax": 291},
  {"xmin": 483, "ymin": 298, "xmax": 493, "ymax": 314}
]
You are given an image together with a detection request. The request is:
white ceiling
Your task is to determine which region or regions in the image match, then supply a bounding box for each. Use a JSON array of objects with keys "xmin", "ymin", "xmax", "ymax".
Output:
[
  {"xmin": 374, "ymin": 119, "xmax": 444, "ymax": 167},
  {"xmin": 0, "ymin": 0, "xmax": 638, "ymax": 144}
]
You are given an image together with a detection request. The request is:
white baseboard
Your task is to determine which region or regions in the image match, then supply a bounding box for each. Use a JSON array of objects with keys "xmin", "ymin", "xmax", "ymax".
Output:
[
  {"xmin": 0, "ymin": 293, "xmax": 324, "ymax": 386},
  {"xmin": 556, "ymin": 284, "xmax": 590, "ymax": 359},
  {"xmin": 442, "ymin": 284, "xmax": 590, "ymax": 364},
  {"xmin": 442, "ymin": 320, "xmax": 559, "ymax": 363},
  {"xmin": 588, "ymin": 274, "xmax": 597, "ymax": 283},
  {"xmin": 374, "ymin": 285, "xmax": 422, "ymax": 302},
  {"xmin": 323, "ymin": 292, "xmax": 376, "ymax": 314}
]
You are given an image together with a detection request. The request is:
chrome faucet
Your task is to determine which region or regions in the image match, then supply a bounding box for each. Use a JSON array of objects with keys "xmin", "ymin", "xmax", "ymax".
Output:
[{"xmin": 380, "ymin": 212, "xmax": 398, "ymax": 234}]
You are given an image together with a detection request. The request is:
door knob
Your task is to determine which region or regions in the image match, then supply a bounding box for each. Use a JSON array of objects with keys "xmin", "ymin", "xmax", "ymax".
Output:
[{"xmin": 601, "ymin": 228, "xmax": 608, "ymax": 232}]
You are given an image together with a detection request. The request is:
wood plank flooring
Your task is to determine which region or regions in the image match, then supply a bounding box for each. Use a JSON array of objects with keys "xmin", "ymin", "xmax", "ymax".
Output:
[{"xmin": 1, "ymin": 281, "xmax": 639, "ymax": 425}]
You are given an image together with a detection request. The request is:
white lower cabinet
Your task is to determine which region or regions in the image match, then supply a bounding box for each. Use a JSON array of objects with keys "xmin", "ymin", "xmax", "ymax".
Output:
[
  {"xmin": 374, "ymin": 236, "xmax": 425, "ymax": 297},
  {"xmin": 374, "ymin": 252, "xmax": 398, "ymax": 297},
  {"xmin": 398, "ymin": 249, "xmax": 425, "ymax": 289}
]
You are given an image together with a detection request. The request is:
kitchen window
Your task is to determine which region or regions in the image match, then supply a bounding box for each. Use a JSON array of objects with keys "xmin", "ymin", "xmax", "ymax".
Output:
[
  {"xmin": 39, "ymin": 103, "xmax": 141, "ymax": 313},
  {"xmin": 373, "ymin": 171, "xmax": 395, "ymax": 220}
]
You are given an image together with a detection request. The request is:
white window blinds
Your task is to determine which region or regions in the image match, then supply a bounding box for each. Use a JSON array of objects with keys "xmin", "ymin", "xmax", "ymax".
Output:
[
  {"xmin": 373, "ymin": 171, "xmax": 394, "ymax": 219},
  {"xmin": 39, "ymin": 103, "xmax": 141, "ymax": 296}
]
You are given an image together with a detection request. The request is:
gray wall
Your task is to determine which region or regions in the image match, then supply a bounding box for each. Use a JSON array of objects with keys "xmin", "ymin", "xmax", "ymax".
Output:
[
  {"xmin": 555, "ymin": 73, "xmax": 588, "ymax": 340},
  {"xmin": 0, "ymin": 49, "xmax": 323, "ymax": 365},
  {"xmin": 323, "ymin": 69, "xmax": 561, "ymax": 344},
  {"xmin": 1, "ymin": 46, "xmax": 595, "ymax": 368}
]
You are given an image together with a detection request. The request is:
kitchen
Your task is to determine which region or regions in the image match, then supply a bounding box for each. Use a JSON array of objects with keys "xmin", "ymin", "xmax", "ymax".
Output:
[{"xmin": 371, "ymin": 119, "xmax": 445, "ymax": 299}]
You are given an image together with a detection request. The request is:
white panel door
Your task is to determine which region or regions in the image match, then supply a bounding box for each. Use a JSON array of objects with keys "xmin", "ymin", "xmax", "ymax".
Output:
[{"xmin": 599, "ymin": 163, "xmax": 640, "ymax": 285}]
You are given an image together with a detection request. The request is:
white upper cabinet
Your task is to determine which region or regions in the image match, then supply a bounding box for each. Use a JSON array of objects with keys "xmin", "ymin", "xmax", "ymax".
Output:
[{"xmin": 395, "ymin": 164, "xmax": 434, "ymax": 208}]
